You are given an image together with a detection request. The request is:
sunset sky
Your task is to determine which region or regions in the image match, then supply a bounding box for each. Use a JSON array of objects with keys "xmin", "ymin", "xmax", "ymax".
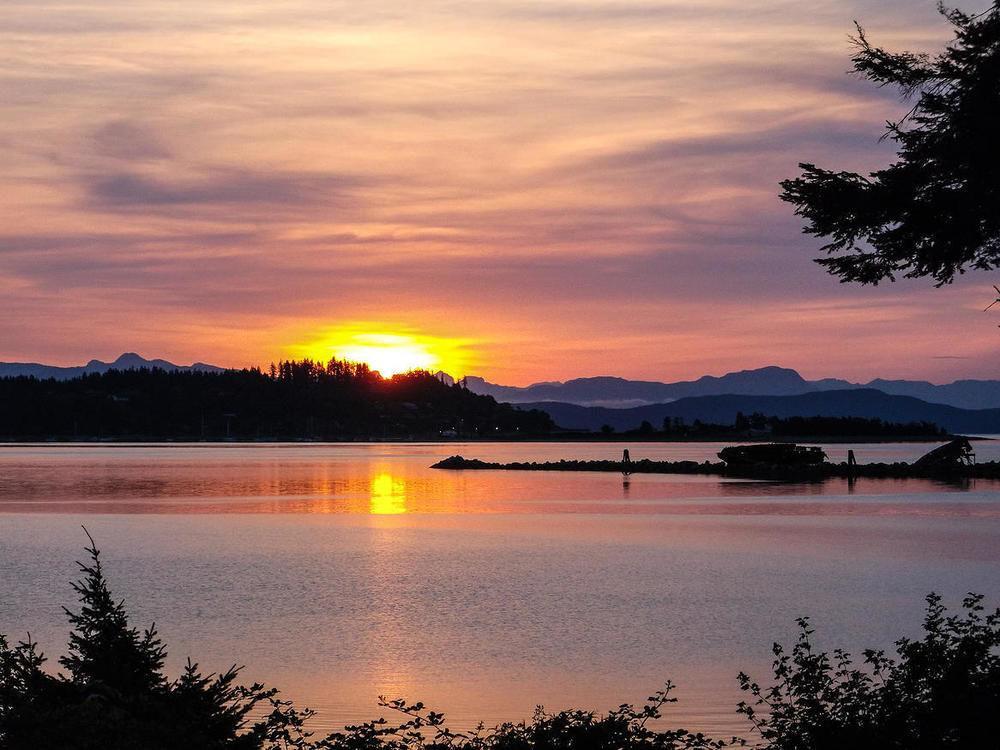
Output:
[{"xmin": 1, "ymin": 0, "xmax": 995, "ymax": 384}]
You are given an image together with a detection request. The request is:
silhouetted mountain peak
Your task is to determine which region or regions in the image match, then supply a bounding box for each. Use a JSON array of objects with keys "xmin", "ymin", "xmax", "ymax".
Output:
[
  {"xmin": 696, "ymin": 365, "xmax": 806, "ymax": 384},
  {"xmin": 521, "ymin": 388, "xmax": 1000, "ymax": 434},
  {"xmin": 0, "ymin": 353, "xmax": 224, "ymax": 380},
  {"xmin": 463, "ymin": 365, "xmax": 1000, "ymax": 411},
  {"xmin": 112, "ymin": 352, "xmax": 150, "ymax": 368},
  {"xmin": 433, "ymin": 371, "xmax": 456, "ymax": 386}
]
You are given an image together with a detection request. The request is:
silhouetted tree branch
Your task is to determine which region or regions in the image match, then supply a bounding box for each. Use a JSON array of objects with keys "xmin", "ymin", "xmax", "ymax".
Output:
[{"xmin": 781, "ymin": 3, "xmax": 1000, "ymax": 286}]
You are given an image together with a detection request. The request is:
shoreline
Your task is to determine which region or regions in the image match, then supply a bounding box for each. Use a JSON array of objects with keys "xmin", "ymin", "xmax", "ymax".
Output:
[
  {"xmin": 0, "ymin": 434, "xmax": 986, "ymax": 446},
  {"xmin": 431, "ymin": 454, "xmax": 1000, "ymax": 481}
]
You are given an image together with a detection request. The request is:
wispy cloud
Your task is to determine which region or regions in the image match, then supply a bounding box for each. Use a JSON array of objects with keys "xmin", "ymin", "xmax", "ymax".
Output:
[
  {"xmin": 91, "ymin": 120, "xmax": 172, "ymax": 161},
  {"xmin": 81, "ymin": 168, "xmax": 365, "ymax": 213}
]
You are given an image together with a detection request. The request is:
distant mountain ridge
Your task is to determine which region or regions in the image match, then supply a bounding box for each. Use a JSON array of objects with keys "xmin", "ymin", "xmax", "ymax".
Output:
[
  {"xmin": 0, "ymin": 353, "xmax": 223, "ymax": 380},
  {"xmin": 7, "ymin": 357, "xmax": 1000, "ymax": 413},
  {"xmin": 464, "ymin": 366, "xmax": 1000, "ymax": 410},
  {"xmin": 520, "ymin": 389, "xmax": 1000, "ymax": 435}
]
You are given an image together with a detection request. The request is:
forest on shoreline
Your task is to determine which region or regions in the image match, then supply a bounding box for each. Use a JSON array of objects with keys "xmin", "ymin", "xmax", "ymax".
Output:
[
  {"xmin": 0, "ymin": 360, "xmax": 960, "ymax": 443},
  {"xmin": 0, "ymin": 360, "xmax": 555, "ymax": 441}
]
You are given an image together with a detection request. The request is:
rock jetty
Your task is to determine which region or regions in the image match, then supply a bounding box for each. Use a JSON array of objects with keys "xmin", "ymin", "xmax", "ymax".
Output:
[{"xmin": 431, "ymin": 440, "xmax": 999, "ymax": 481}]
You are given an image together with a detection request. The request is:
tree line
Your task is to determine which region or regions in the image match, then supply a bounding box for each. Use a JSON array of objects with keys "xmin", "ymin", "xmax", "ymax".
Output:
[
  {"xmin": 606, "ymin": 414, "xmax": 947, "ymax": 439},
  {"xmin": 0, "ymin": 359, "xmax": 554, "ymax": 440}
]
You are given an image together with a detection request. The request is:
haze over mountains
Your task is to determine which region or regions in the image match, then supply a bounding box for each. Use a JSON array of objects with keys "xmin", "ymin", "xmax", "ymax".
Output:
[
  {"xmin": 464, "ymin": 366, "xmax": 1000, "ymax": 411},
  {"xmin": 523, "ymin": 390, "xmax": 1000, "ymax": 435}
]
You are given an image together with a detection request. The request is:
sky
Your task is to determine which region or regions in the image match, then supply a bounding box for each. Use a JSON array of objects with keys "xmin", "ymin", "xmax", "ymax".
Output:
[{"xmin": 1, "ymin": 0, "xmax": 996, "ymax": 385}]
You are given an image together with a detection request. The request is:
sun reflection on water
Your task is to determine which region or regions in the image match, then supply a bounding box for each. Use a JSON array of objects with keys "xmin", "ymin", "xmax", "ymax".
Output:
[{"xmin": 369, "ymin": 472, "xmax": 407, "ymax": 514}]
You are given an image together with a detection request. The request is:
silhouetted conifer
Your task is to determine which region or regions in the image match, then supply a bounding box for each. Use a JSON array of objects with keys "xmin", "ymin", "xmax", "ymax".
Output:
[
  {"xmin": 60, "ymin": 530, "xmax": 166, "ymax": 696},
  {"xmin": 782, "ymin": 3, "xmax": 1000, "ymax": 285}
]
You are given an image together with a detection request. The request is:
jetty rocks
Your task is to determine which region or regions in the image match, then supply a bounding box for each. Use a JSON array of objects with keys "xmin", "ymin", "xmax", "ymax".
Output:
[
  {"xmin": 430, "ymin": 455, "xmax": 495, "ymax": 470},
  {"xmin": 431, "ymin": 440, "xmax": 1000, "ymax": 481}
]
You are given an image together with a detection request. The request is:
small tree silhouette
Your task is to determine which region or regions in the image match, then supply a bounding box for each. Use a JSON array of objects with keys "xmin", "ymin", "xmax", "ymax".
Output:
[
  {"xmin": 0, "ymin": 528, "xmax": 315, "ymax": 750},
  {"xmin": 60, "ymin": 529, "xmax": 166, "ymax": 696}
]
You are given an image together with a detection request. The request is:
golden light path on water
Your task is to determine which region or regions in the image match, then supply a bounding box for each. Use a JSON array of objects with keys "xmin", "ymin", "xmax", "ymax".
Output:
[{"xmin": 370, "ymin": 471, "xmax": 407, "ymax": 515}]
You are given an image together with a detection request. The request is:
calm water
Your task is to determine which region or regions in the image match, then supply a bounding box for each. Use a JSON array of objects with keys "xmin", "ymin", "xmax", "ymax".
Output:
[{"xmin": 2, "ymin": 442, "xmax": 1000, "ymax": 737}]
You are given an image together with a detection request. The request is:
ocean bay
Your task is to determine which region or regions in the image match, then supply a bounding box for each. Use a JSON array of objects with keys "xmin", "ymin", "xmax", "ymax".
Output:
[{"xmin": 2, "ymin": 442, "xmax": 999, "ymax": 737}]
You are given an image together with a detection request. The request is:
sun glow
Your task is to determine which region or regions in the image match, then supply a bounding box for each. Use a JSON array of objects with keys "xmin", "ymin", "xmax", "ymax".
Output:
[
  {"xmin": 336, "ymin": 334, "xmax": 437, "ymax": 377},
  {"xmin": 292, "ymin": 326, "xmax": 474, "ymax": 378}
]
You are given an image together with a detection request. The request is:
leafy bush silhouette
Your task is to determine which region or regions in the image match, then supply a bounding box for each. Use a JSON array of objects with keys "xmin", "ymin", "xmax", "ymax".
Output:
[
  {"xmin": 738, "ymin": 594, "xmax": 1000, "ymax": 749},
  {"xmin": 2, "ymin": 534, "xmax": 998, "ymax": 749}
]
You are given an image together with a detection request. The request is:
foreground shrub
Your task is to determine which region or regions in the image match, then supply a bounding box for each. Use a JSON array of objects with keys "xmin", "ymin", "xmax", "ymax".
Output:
[
  {"xmin": 0, "ymin": 533, "xmax": 315, "ymax": 750},
  {"xmin": 738, "ymin": 595, "xmax": 1000, "ymax": 749},
  {"xmin": 1, "ymin": 535, "xmax": 998, "ymax": 749}
]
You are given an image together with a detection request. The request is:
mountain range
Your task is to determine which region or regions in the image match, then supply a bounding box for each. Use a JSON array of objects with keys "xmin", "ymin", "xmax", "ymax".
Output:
[
  {"xmin": 4, "ymin": 356, "xmax": 1000, "ymax": 432},
  {"xmin": 520, "ymin": 389, "xmax": 1000, "ymax": 435},
  {"xmin": 0, "ymin": 353, "xmax": 223, "ymax": 380},
  {"xmin": 6, "ymin": 358, "xmax": 997, "ymax": 411},
  {"xmin": 464, "ymin": 366, "xmax": 1000, "ymax": 411}
]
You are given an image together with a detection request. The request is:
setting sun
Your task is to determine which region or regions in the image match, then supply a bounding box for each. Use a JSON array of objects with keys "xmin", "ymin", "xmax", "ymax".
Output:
[
  {"xmin": 290, "ymin": 326, "xmax": 475, "ymax": 378},
  {"xmin": 336, "ymin": 333, "xmax": 437, "ymax": 377}
]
